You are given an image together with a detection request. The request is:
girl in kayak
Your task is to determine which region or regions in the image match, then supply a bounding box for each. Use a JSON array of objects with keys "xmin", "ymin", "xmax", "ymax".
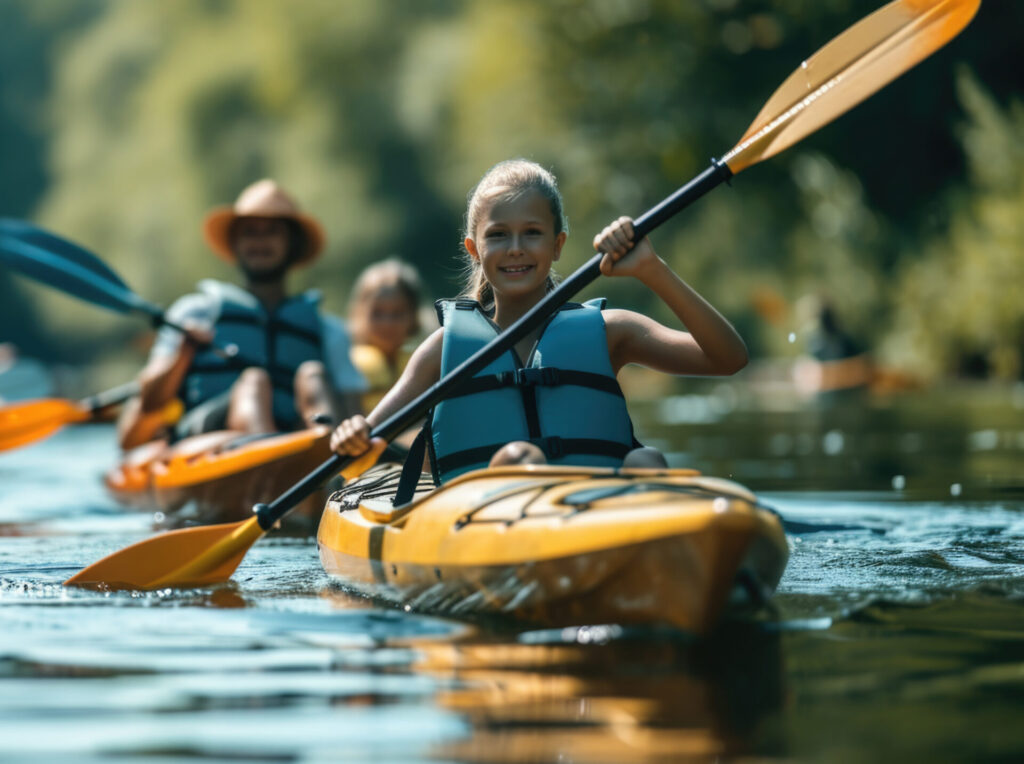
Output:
[
  {"xmin": 331, "ymin": 158, "xmax": 747, "ymax": 484},
  {"xmin": 347, "ymin": 259, "xmax": 424, "ymax": 413}
]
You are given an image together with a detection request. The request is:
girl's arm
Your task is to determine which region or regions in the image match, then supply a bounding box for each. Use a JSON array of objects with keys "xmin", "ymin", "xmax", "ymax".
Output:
[
  {"xmin": 331, "ymin": 327, "xmax": 443, "ymax": 456},
  {"xmin": 595, "ymin": 217, "xmax": 748, "ymax": 376}
]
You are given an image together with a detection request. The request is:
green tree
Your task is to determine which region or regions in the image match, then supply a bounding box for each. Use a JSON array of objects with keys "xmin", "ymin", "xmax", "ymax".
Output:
[
  {"xmin": 5, "ymin": 0, "xmax": 1021, "ymax": 387},
  {"xmin": 885, "ymin": 71, "xmax": 1024, "ymax": 380}
]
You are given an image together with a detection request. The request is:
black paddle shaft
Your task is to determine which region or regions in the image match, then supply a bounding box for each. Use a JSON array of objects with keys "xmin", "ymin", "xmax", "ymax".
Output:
[
  {"xmin": 82, "ymin": 380, "xmax": 143, "ymax": 413},
  {"xmin": 255, "ymin": 158, "xmax": 734, "ymax": 530}
]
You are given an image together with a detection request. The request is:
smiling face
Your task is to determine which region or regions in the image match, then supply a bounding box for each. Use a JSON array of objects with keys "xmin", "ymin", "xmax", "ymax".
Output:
[
  {"xmin": 465, "ymin": 189, "xmax": 566, "ymax": 305},
  {"xmin": 231, "ymin": 217, "xmax": 292, "ymax": 283}
]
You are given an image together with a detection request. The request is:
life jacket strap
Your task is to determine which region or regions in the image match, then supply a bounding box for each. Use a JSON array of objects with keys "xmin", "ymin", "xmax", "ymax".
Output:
[
  {"xmin": 394, "ymin": 417, "xmax": 441, "ymax": 506},
  {"xmin": 214, "ymin": 312, "xmax": 323, "ymax": 348},
  {"xmin": 435, "ymin": 436, "xmax": 632, "ymax": 476},
  {"xmin": 447, "ymin": 367, "xmax": 626, "ymax": 400},
  {"xmin": 394, "ymin": 427, "xmax": 426, "ymax": 507},
  {"xmin": 186, "ymin": 361, "xmax": 300, "ymax": 395}
]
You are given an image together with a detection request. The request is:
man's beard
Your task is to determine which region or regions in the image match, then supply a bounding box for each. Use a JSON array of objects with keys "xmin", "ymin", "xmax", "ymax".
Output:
[{"xmin": 240, "ymin": 259, "xmax": 291, "ymax": 284}]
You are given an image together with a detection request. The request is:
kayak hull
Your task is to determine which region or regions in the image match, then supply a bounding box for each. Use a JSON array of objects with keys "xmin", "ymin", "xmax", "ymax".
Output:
[
  {"xmin": 106, "ymin": 426, "xmax": 332, "ymax": 525},
  {"xmin": 317, "ymin": 465, "xmax": 787, "ymax": 633}
]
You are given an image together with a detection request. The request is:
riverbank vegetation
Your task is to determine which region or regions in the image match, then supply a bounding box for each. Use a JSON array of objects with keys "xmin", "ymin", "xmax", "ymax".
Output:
[{"xmin": 2, "ymin": 0, "xmax": 1021, "ymax": 385}]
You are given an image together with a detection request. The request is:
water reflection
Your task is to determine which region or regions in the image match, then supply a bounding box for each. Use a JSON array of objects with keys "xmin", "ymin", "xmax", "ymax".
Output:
[
  {"xmin": 3, "ymin": 387, "xmax": 1024, "ymax": 760},
  {"xmin": 780, "ymin": 593, "xmax": 1024, "ymax": 760},
  {"xmin": 415, "ymin": 623, "xmax": 786, "ymax": 763}
]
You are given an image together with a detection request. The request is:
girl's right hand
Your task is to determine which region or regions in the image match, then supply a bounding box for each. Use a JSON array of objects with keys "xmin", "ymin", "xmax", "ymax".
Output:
[
  {"xmin": 330, "ymin": 415, "xmax": 373, "ymax": 456},
  {"xmin": 593, "ymin": 216, "xmax": 659, "ymax": 280}
]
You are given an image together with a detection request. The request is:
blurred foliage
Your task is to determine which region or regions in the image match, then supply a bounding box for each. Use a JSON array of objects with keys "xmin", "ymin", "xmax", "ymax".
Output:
[
  {"xmin": 884, "ymin": 71, "xmax": 1024, "ymax": 380},
  {"xmin": 1, "ymin": 0, "xmax": 1022, "ymax": 384},
  {"xmin": 0, "ymin": 1, "xmax": 105, "ymax": 359}
]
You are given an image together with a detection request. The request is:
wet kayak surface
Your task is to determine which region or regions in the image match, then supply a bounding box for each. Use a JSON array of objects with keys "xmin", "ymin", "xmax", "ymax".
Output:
[{"xmin": 2, "ymin": 385, "xmax": 1024, "ymax": 762}]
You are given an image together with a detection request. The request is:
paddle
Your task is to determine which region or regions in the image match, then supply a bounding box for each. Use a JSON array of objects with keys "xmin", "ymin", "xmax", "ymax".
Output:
[
  {"xmin": 0, "ymin": 220, "xmax": 255, "ymax": 450},
  {"xmin": 1, "ymin": 220, "xmax": 171, "ymax": 326},
  {"xmin": 0, "ymin": 219, "xmax": 252, "ymax": 347},
  {"xmin": 64, "ymin": 0, "xmax": 979, "ymax": 591},
  {"xmin": 0, "ymin": 382, "xmax": 183, "ymax": 453}
]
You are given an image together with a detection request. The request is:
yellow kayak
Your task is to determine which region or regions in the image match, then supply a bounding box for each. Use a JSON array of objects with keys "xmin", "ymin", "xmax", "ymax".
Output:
[
  {"xmin": 317, "ymin": 465, "xmax": 787, "ymax": 633},
  {"xmin": 106, "ymin": 426, "xmax": 332, "ymax": 524}
]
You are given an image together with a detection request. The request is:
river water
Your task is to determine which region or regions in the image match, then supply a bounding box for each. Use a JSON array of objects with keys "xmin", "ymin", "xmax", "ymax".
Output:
[{"xmin": 1, "ymin": 382, "xmax": 1023, "ymax": 762}]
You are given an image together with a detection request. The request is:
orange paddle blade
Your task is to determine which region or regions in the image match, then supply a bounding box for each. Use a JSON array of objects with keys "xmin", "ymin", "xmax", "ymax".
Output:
[
  {"xmin": 723, "ymin": 0, "xmax": 980, "ymax": 173},
  {"xmin": 0, "ymin": 398, "xmax": 91, "ymax": 452},
  {"xmin": 64, "ymin": 516, "xmax": 265, "ymax": 591},
  {"xmin": 66, "ymin": 432, "xmax": 386, "ymax": 592}
]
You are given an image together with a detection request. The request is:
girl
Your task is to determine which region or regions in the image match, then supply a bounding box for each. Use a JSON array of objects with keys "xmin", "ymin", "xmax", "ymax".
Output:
[
  {"xmin": 347, "ymin": 259, "xmax": 424, "ymax": 413},
  {"xmin": 330, "ymin": 159, "xmax": 747, "ymax": 485}
]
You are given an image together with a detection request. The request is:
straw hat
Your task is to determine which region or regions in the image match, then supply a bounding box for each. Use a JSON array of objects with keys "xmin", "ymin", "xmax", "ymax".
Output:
[{"xmin": 202, "ymin": 179, "xmax": 325, "ymax": 266}]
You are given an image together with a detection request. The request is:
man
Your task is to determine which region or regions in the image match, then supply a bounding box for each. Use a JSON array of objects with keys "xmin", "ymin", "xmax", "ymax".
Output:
[{"xmin": 118, "ymin": 179, "xmax": 364, "ymax": 450}]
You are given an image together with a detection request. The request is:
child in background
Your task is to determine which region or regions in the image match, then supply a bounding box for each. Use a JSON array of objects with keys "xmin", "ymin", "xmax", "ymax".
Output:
[
  {"xmin": 347, "ymin": 259, "xmax": 424, "ymax": 413},
  {"xmin": 332, "ymin": 159, "xmax": 748, "ymax": 486}
]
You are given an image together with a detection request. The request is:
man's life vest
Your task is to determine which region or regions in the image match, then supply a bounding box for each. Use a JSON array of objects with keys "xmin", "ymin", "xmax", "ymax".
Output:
[
  {"xmin": 181, "ymin": 280, "xmax": 325, "ymax": 428},
  {"xmin": 426, "ymin": 297, "xmax": 638, "ymax": 484}
]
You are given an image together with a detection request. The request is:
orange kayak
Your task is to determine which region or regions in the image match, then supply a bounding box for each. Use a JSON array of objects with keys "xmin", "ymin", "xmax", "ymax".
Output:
[{"xmin": 106, "ymin": 426, "xmax": 332, "ymax": 526}]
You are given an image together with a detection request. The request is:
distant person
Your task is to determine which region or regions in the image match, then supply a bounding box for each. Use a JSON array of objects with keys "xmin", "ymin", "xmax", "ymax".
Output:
[
  {"xmin": 793, "ymin": 297, "xmax": 872, "ymax": 395},
  {"xmin": 347, "ymin": 259, "xmax": 424, "ymax": 413},
  {"xmin": 807, "ymin": 301, "xmax": 862, "ymax": 363},
  {"xmin": 117, "ymin": 179, "xmax": 365, "ymax": 450}
]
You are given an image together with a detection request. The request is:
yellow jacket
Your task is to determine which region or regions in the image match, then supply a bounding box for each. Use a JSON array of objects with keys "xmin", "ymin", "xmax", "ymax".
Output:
[{"xmin": 351, "ymin": 343, "xmax": 412, "ymax": 413}]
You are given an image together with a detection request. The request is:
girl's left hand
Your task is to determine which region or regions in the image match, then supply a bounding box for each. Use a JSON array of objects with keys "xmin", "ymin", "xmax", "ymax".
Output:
[{"xmin": 594, "ymin": 217, "xmax": 659, "ymax": 279}]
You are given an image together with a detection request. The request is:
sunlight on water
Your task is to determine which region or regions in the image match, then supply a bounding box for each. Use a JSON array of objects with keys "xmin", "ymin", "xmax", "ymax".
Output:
[
  {"xmin": 2, "ymin": 388, "xmax": 1023, "ymax": 761},
  {"xmin": 776, "ymin": 495, "xmax": 1024, "ymax": 606}
]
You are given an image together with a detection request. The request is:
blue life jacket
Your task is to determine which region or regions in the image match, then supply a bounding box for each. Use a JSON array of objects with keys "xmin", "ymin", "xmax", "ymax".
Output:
[
  {"xmin": 181, "ymin": 280, "xmax": 324, "ymax": 428},
  {"xmin": 426, "ymin": 297, "xmax": 638, "ymax": 483}
]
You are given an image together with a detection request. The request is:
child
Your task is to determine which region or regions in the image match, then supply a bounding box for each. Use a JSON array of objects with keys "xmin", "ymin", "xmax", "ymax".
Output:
[
  {"xmin": 347, "ymin": 259, "xmax": 424, "ymax": 413},
  {"xmin": 331, "ymin": 159, "xmax": 747, "ymax": 485}
]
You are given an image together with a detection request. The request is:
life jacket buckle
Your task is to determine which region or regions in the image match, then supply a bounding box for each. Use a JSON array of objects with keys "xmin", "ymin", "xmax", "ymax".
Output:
[
  {"xmin": 513, "ymin": 367, "xmax": 560, "ymax": 387},
  {"xmin": 539, "ymin": 436, "xmax": 565, "ymax": 459}
]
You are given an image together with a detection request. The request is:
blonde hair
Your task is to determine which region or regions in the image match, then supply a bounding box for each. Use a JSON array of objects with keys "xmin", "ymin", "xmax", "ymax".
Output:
[
  {"xmin": 462, "ymin": 159, "xmax": 568, "ymax": 307},
  {"xmin": 348, "ymin": 258, "xmax": 423, "ymax": 343}
]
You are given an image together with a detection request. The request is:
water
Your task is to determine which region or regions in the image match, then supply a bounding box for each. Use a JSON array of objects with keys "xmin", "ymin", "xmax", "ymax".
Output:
[{"xmin": 2, "ymin": 385, "xmax": 1024, "ymax": 761}]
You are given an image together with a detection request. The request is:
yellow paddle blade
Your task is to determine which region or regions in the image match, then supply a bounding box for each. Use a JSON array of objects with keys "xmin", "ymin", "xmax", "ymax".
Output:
[
  {"xmin": 339, "ymin": 437, "xmax": 389, "ymax": 481},
  {"xmin": 66, "ymin": 434, "xmax": 385, "ymax": 592},
  {"xmin": 64, "ymin": 515, "xmax": 265, "ymax": 591},
  {"xmin": 723, "ymin": 0, "xmax": 980, "ymax": 173},
  {"xmin": 0, "ymin": 398, "xmax": 91, "ymax": 452}
]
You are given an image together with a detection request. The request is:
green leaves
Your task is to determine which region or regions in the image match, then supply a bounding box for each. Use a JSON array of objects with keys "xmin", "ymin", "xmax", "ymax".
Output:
[{"xmin": 3, "ymin": 0, "xmax": 1022, "ymax": 382}]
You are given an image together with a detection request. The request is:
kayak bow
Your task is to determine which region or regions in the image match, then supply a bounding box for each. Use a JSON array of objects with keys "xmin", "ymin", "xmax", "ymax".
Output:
[{"xmin": 318, "ymin": 465, "xmax": 787, "ymax": 633}]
